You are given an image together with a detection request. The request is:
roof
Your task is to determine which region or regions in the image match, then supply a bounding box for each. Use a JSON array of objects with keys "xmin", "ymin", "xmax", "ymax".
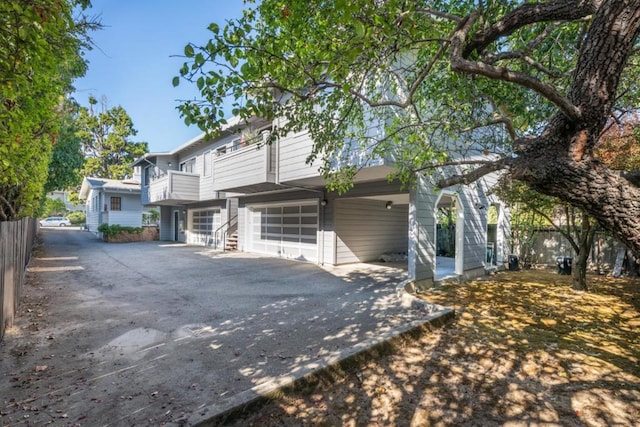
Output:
[
  {"xmin": 79, "ymin": 177, "xmax": 141, "ymax": 199},
  {"xmin": 131, "ymin": 116, "xmax": 247, "ymax": 167}
]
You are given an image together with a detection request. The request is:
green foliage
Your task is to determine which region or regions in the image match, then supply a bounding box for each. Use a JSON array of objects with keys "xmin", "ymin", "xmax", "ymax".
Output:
[
  {"xmin": 42, "ymin": 197, "xmax": 67, "ymax": 217},
  {"xmin": 77, "ymin": 96, "xmax": 148, "ymax": 180},
  {"xmin": 97, "ymin": 223, "xmax": 143, "ymax": 236},
  {"xmin": 66, "ymin": 211, "xmax": 86, "ymax": 224},
  {"xmin": 45, "ymin": 99, "xmax": 86, "ymax": 192},
  {"xmin": 143, "ymin": 209, "xmax": 160, "ymax": 225},
  {"xmin": 0, "ymin": 0, "xmax": 96, "ymax": 221},
  {"xmin": 175, "ymin": 1, "xmax": 593, "ymax": 191}
]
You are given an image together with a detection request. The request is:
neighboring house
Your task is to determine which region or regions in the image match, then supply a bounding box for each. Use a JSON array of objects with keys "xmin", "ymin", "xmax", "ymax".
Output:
[
  {"xmin": 79, "ymin": 177, "xmax": 143, "ymax": 235},
  {"xmin": 47, "ymin": 190, "xmax": 85, "ymax": 212},
  {"xmin": 132, "ymin": 116, "xmax": 510, "ymax": 287}
]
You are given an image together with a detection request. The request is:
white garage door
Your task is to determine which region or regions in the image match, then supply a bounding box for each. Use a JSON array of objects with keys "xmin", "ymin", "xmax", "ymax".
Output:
[
  {"xmin": 189, "ymin": 209, "xmax": 221, "ymax": 246},
  {"xmin": 248, "ymin": 203, "xmax": 318, "ymax": 261}
]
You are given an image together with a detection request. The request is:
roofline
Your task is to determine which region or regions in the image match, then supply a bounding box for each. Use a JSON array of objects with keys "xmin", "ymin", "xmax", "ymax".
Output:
[{"xmin": 131, "ymin": 116, "xmax": 247, "ymax": 166}]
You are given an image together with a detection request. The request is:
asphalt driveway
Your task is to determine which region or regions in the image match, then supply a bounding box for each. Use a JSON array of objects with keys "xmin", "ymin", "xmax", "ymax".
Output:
[{"xmin": 1, "ymin": 228, "xmax": 447, "ymax": 426}]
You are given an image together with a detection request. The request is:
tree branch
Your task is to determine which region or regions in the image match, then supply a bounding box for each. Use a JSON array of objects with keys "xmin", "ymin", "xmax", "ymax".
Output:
[
  {"xmin": 451, "ymin": 19, "xmax": 582, "ymax": 122},
  {"xmin": 533, "ymin": 205, "xmax": 580, "ymax": 253},
  {"xmin": 463, "ymin": 0, "xmax": 598, "ymax": 57},
  {"xmin": 436, "ymin": 157, "xmax": 512, "ymax": 188}
]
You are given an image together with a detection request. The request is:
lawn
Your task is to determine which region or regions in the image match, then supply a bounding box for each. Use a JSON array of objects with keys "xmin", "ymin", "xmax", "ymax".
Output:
[{"xmin": 225, "ymin": 270, "xmax": 640, "ymax": 426}]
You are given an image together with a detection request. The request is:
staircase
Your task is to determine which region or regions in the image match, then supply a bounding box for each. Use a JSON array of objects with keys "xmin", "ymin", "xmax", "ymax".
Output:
[{"xmin": 224, "ymin": 231, "xmax": 238, "ymax": 251}]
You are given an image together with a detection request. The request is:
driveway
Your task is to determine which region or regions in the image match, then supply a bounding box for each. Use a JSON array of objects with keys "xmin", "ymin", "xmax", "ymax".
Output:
[{"xmin": 1, "ymin": 228, "xmax": 446, "ymax": 426}]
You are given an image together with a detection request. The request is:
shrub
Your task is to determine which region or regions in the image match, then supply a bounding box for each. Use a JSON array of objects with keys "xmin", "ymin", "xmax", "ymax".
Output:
[
  {"xmin": 66, "ymin": 211, "xmax": 86, "ymax": 224},
  {"xmin": 97, "ymin": 223, "xmax": 143, "ymax": 237}
]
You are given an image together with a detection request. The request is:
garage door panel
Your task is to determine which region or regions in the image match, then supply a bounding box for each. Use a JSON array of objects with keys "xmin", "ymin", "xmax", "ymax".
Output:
[
  {"xmin": 248, "ymin": 203, "xmax": 318, "ymax": 261},
  {"xmin": 189, "ymin": 209, "xmax": 221, "ymax": 246}
]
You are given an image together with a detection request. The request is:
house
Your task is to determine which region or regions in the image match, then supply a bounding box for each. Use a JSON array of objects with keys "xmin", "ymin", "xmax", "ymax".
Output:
[
  {"xmin": 132, "ymin": 116, "xmax": 510, "ymax": 287},
  {"xmin": 79, "ymin": 177, "xmax": 143, "ymax": 235}
]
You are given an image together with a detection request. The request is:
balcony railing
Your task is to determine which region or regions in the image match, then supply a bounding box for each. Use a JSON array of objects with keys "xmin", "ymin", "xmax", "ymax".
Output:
[
  {"xmin": 143, "ymin": 170, "xmax": 200, "ymax": 205},
  {"xmin": 212, "ymin": 133, "xmax": 277, "ymax": 192}
]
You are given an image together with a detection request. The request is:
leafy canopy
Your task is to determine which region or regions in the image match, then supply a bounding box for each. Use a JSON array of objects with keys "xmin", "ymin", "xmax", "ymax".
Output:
[
  {"xmin": 175, "ymin": 0, "xmax": 599, "ymax": 190},
  {"xmin": 77, "ymin": 96, "xmax": 148, "ymax": 180},
  {"xmin": 0, "ymin": 0, "xmax": 96, "ymax": 220}
]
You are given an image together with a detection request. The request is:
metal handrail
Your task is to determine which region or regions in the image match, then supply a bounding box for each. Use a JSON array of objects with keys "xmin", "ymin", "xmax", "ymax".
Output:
[{"xmin": 213, "ymin": 214, "xmax": 238, "ymax": 250}]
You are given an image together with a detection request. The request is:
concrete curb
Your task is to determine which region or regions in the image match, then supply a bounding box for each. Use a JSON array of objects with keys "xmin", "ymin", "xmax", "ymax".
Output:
[{"xmin": 187, "ymin": 282, "xmax": 454, "ymax": 426}]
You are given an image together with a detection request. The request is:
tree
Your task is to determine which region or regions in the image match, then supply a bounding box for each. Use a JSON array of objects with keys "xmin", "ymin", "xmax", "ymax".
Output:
[
  {"xmin": 493, "ymin": 177, "xmax": 596, "ymax": 291},
  {"xmin": 76, "ymin": 96, "xmax": 148, "ymax": 180},
  {"xmin": 42, "ymin": 197, "xmax": 68, "ymax": 217},
  {"xmin": 0, "ymin": 0, "xmax": 95, "ymax": 221},
  {"xmin": 175, "ymin": 0, "xmax": 640, "ymax": 256},
  {"xmin": 45, "ymin": 99, "xmax": 86, "ymax": 193}
]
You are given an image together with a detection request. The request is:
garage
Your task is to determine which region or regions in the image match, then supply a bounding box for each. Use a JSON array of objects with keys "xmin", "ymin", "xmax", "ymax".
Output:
[
  {"xmin": 188, "ymin": 209, "xmax": 221, "ymax": 246},
  {"xmin": 247, "ymin": 202, "xmax": 318, "ymax": 261}
]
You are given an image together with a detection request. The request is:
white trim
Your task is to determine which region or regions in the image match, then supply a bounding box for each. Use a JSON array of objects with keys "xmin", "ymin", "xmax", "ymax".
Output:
[
  {"xmin": 434, "ymin": 191, "xmax": 464, "ymax": 277},
  {"xmin": 203, "ymin": 150, "xmax": 212, "ymax": 177}
]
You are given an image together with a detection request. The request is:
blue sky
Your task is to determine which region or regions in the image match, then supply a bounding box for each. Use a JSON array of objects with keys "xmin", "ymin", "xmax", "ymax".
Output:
[{"xmin": 72, "ymin": 1, "xmax": 244, "ymax": 153}]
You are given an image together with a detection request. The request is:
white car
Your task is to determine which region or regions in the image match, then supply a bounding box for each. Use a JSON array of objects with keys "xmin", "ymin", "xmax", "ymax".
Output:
[{"xmin": 39, "ymin": 217, "xmax": 71, "ymax": 227}]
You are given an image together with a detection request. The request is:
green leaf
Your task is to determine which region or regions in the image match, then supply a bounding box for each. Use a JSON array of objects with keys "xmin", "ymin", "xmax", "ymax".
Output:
[
  {"xmin": 172, "ymin": 76, "xmax": 180, "ymax": 87},
  {"xmin": 184, "ymin": 44, "xmax": 195, "ymax": 57}
]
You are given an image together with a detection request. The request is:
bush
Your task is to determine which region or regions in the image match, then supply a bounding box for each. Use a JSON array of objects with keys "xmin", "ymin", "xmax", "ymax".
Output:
[
  {"xmin": 66, "ymin": 211, "xmax": 86, "ymax": 224},
  {"xmin": 97, "ymin": 223, "xmax": 143, "ymax": 237}
]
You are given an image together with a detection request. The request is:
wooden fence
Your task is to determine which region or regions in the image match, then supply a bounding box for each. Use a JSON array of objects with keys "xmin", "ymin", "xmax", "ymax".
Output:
[{"xmin": 0, "ymin": 218, "xmax": 37, "ymax": 342}]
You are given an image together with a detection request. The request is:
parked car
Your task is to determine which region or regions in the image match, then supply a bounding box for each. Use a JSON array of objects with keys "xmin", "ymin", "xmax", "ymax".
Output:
[{"xmin": 39, "ymin": 216, "xmax": 71, "ymax": 227}]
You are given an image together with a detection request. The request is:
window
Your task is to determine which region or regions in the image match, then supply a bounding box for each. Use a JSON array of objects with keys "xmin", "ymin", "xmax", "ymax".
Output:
[
  {"xmin": 203, "ymin": 151, "xmax": 211, "ymax": 176},
  {"xmin": 110, "ymin": 196, "xmax": 122, "ymax": 211},
  {"xmin": 180, "ymin": 158, "xmax": 196, "ymax": 173}
]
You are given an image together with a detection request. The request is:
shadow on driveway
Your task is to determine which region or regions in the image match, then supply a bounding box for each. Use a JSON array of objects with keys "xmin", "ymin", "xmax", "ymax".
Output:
[{"xmin": 1, "ymin": 228, "xmax": 448, "ymax": 426}]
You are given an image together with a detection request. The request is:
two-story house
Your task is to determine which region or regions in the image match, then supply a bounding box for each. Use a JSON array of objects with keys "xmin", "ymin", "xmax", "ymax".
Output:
[{"xmin": 133, "ymin": 116, "xmax": 510, "ymax": 287}]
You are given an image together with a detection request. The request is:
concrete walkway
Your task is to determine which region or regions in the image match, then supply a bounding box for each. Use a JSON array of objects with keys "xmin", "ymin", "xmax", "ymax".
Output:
[{"xmin": 0, "ymin": 229, "xmax": 451, "ymax": 426}]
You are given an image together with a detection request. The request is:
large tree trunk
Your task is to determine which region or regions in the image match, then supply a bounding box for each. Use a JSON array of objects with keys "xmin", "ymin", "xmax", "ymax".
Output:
[{"xmin": 508, "ymin": 2, "xmax": 640, "ymax": 254}]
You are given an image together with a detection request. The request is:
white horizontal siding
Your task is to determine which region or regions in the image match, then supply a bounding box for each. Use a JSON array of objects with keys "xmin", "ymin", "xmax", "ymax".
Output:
[
  {"xmin": 277, "ymin": 130, "xmax": 321, "ymax": 182},
  {"xmin": 106, "ymin": 193, "xmax": 142, "ymax": 227},
  {"xmin": 408, "ymin": 177, "xmax": 437, "ymax": 282},
  {"xmin": 213, "ymin": 145, "xmax": 269, "ymax": 190},
  {"xmin": 171, "ymin": 172, "xmax": 199, "ymax": 199},
  {"xmin": 335, "ymin": 199, "xmax": 408, "ymax": 264}
]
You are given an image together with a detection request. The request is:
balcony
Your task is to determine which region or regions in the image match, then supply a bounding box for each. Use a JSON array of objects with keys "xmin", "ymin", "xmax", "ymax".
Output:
[
  {"xmin": 143, "ymin": 171, "xmax": 200, "ymax": 205},
  {"xmin": 212, "ymin": 135, "xmax": 279, "ymax": 193}
]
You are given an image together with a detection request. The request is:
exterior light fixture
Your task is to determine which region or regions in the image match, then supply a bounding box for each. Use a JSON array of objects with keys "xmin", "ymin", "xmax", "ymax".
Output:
[
  {"xmin": 320, "ymin": 199, "xmax": 328, "ymax": 206},
  {"xmin": 168, "ymin": 161, "xmax": 173, "ymax": 167},
  {"xmin": 386, "ymin": 201, "xmax": 393, "ymax": 210}
]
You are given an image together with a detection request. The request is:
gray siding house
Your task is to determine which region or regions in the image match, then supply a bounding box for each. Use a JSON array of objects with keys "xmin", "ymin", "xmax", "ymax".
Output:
[
  {"xmin": 79, "ymin": 177, "xmax": 144, "ymax": 235},
  {"xmin": 133, "ymin": 117, "xmax": 509, "ymax": 287}
]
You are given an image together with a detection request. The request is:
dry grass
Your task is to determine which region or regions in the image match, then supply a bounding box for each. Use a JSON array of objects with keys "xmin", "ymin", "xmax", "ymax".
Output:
[{"xmin": 224, "ymin": 270, "xmax": 640, "ymax": 426}]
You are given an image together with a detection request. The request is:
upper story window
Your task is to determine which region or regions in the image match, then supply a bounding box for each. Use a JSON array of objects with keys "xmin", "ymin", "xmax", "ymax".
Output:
[
  {"xmin": 203, "ymin": 151, "xmax": 211, "ymax": 176},
  {"xmin": 110, "ymin": 197, "xmax": 122, "ymax": 211},
  {"xmin": 180, "ymin": 158, "xmax": 196, "ymax": 173}
]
